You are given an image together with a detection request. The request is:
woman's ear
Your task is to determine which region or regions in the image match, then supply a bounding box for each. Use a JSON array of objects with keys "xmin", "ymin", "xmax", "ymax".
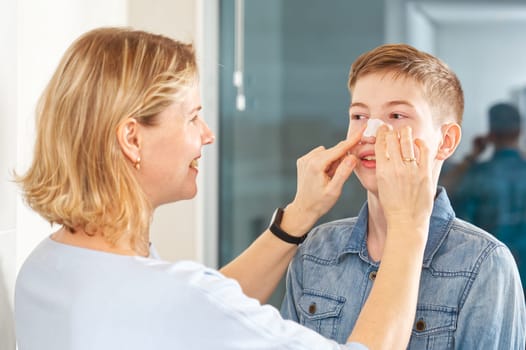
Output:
[
  {"xmin": 117, "ymin": 118, "xmax": 141, "ymax": 165},
  {"xmin": 437, "ymin": 123, "xmax": 462, "ymax": 160}
]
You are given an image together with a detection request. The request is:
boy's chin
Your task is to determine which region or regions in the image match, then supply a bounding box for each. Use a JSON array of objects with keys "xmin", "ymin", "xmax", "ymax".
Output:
[{"xmin": 357, "ymin": 176, "xmax": 379, "ymax": 195}]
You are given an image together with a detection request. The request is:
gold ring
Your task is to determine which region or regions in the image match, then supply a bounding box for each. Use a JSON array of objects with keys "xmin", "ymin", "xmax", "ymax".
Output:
[{"xmin": 403, "ymin": 157, "xmax": 416, "ymax": 162}]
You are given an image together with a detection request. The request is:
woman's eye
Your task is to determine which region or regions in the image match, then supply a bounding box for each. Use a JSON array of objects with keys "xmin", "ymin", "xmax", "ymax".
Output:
[
  {"xmin": 390, "ymin": 113, "xmax": 405, "ymax": 120},
  {"xmin": 191, "ymin": 115, "xmax": 199, "ymax": 122}
]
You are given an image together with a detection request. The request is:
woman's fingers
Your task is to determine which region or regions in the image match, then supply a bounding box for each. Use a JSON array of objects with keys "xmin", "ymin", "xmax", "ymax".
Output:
[
  {"xmin": 293, "ymin": 126, "xmax": 366, "ymax": 222},
  {"xmin": 415, "ymin": 138, "xmax": 430, "ymax": 170},
  {"xmin": 399, "ymin": 126, "xmax": 416, "ymax": 163},
  {"xmin": 376, "ymin": 125, "xmax": 419, "ymax": 166},
  {"xmin": 375, "ymin": 125, "xmax": 434, "ymax": 230},
  {"xmin": 326, "ymin": 154, "xmax": 358, "ymax": 194},
  {"xmin": 315, "ymin": 124, "xmax": 366, "ymax": 168}
]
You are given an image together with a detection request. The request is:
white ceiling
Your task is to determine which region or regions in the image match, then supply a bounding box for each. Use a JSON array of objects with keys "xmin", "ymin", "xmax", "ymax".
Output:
[{"xmin": 414, "ymin": 2, "xmax": 526, "ymax": 23}]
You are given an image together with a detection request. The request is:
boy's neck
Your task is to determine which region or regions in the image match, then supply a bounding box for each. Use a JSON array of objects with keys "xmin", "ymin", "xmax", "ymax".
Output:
[{"xmin": 366, "ymin": 193, "xmax": 388, "ymax": 262}]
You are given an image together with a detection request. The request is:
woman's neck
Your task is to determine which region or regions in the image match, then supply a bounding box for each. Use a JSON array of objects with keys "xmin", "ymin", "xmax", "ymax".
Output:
[{"xmin": 51, "ymin": 226, "xmax": 148, "ymax": 257}]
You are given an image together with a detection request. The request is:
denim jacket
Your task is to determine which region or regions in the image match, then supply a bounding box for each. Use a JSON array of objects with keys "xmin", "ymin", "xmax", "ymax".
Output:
[{"xmin": 281, "ymin": 188, "xmax": 526, "ymax": 349}]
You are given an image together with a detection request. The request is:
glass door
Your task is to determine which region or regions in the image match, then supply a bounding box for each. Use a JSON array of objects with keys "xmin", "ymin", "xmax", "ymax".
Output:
[{"xmin": 218, "ymin": 0, "xmax": 386, "ymax": 306}]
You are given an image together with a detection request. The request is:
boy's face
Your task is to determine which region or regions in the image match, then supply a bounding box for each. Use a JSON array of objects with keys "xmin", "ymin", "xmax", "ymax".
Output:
[{"xmin": 347, "ymin": 72, "xmax": 444, "ymax": 194}]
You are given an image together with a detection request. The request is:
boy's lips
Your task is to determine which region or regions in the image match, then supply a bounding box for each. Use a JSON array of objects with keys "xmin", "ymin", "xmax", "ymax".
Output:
[
  {"xmin": 358, "ymin": 150, "xmax": 376, "ymax": 161},
  {"xmin": 358, "ymin": 150, "xmax": 377, "ymax": 168}
]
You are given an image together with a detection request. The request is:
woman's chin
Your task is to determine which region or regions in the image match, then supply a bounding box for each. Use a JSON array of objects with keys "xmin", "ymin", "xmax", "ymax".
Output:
[{"xmin": 152, "ymin": 188, "xmax": 198, "ymax": 207}]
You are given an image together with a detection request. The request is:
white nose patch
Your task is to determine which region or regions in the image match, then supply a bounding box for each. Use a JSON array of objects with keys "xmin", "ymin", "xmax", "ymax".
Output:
[{"xmin": 363, "ymin": 119, "xmax": 392, "ymax": 137}]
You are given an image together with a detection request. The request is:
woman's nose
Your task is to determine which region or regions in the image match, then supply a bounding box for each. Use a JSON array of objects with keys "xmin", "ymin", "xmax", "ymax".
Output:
[{"xmin": 201, "ymin": 120, "xmax": 215, "ymax": 145}]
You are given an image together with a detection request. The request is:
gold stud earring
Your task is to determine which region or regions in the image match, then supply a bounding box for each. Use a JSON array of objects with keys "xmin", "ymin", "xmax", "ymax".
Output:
[{"xmin": 134, "ymin": 156, "xmax": 141, "ymax": 170}]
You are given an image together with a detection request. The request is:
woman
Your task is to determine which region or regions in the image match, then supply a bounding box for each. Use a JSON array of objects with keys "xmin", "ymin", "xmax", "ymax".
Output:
[{"xmin": 15, "ymin": 27, "xmax": 434, "ymax": 350}]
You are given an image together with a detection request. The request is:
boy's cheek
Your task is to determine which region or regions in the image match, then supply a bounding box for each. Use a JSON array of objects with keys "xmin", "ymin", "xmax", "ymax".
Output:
[
  {"xmin": 346, "ymin": 118, "xmax": 370, "ymax": 137},
  {"xmin": 346, "ymin": 124, "xmax": 361, "ymax": 140}
]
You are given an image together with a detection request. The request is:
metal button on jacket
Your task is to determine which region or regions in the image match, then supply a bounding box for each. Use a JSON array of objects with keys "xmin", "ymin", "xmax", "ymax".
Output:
[
  {"xmin": 308, "ymin": 302, "xmax": 317, "ymax": 314},
  {"xmin": 369, "ymin": 270, "xmax": 377, "ymax": 281},
  {"xmin": 415, "ymin": 318, "xmax": 427, "ymax": 332}
]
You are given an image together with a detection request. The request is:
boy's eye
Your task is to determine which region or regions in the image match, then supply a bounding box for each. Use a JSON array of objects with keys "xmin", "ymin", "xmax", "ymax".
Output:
[
  {"xmin": 191, "ymin": 115, "xmax": 199, "ymax": 122},
  {"xmin": 351, "ymin": 114, "xmax": 368, "ymax": 120},
  {"xmin": 390, "ymin": 113, "xmax": 405, "ymax": 120}
]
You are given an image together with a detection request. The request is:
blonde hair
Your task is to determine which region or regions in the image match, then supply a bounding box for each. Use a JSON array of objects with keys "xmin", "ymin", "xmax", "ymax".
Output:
[
  {"xmin": 348, "ymin": 43, "xmax": 464, "ymax": 125},
  {"xmin": 16, "ymin": 27, "xmax": 198, "ymax": 253}
]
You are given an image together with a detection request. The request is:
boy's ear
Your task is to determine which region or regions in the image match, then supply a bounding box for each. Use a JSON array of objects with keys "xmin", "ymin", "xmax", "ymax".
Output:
[
  {"xmin": 437, "ymin": 122, "xmax": 461, "ymax": 160},
  {"xmin": 116, "ymin": 118, "xmax": 141, "ymax": 164}
]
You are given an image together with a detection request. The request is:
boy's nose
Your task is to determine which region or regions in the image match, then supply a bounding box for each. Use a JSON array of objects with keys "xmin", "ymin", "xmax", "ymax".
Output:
[
  {"xmin": 360, "ymin": 134, "xmax": 376, "ymax": 144},
  {"xmin": 360, "ymin": 118, "xmax": 382, "ymax": 144},
  {"xmin": 360, "ymin": 118, "xmax": 392, "ymax": 144}
]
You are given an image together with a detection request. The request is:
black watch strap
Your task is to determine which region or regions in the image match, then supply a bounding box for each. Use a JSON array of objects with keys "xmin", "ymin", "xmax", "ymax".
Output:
[{"xmin": 269, "ymin": 208, "xmax": 308, "ymax": 245}]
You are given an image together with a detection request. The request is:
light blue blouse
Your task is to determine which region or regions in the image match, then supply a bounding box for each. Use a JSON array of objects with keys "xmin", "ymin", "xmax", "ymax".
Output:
[{"xmin": 15, "ymin": 237, "xmax": 367, "ymax": 349}]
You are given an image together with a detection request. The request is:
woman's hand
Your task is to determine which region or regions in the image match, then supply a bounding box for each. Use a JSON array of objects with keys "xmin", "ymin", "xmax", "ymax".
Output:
[
  {"xmin": 220, "ymin": 125, "xmax": 365, "ymax": 303},
  {"xmin": 350, "ymin": 124, "xmax": 434, "ymax": 349},
  {"xmin": 281, "ymin": 125, "xmax": 366, "ymax": 236},
  {"xmin": 374, "ymin": 125, "xmax": 434, "ymax": 239}
]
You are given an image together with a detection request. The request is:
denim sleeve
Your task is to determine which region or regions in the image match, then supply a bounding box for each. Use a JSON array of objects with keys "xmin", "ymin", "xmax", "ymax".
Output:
[
  {"xmin": 280, "ymin": 250, "xmax": 303, "ymax": 322},
  {"xmin": 455, "ymin": 245, "xmax": 526, "ymax": 349}
]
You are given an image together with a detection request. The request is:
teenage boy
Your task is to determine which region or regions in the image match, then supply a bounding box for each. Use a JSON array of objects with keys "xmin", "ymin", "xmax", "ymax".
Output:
[{"xmin": 281, "ymin": 44, "xmax": 526, "ymax": 349}]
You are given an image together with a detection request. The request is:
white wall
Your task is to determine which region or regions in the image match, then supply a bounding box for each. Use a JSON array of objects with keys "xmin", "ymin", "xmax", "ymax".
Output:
[
  {"xmin": 1, "ymin": 1, "xmax": 212, "ymax": 348},
  {"xmin": 0, "ymin": 0, "xmax": 18, "ymax": 347},
  {"xmin": 436, "ymin": 21, "xmax": 526, "ymax": 160},
  {"xmin": 406, "ymin": 2, "xmax": 435, "ymax": 55}
]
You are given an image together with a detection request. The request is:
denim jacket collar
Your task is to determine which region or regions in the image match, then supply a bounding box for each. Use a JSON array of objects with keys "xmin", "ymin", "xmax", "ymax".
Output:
[{"xmin": 340, "ymin": 187, "xmax": 455, "ymax": 268}]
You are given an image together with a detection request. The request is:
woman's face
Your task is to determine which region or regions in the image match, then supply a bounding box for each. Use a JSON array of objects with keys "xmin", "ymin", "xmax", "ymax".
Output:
[{"xmin": 138, "ymin": 86, "xmax": 214, "ymax": 207}]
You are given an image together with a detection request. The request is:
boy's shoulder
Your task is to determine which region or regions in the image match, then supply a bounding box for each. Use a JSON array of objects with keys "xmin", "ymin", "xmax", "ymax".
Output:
[
  {"xmin": 448, "ymin": 217, "xmax": 504, "ymax": 247},
  {"xmin": 429, "ymin": 217, "xmax": 513, "ymax": 272},
  {"xmin": 299, "ymin": 217, "xmax": 361, "ymax": 261}
]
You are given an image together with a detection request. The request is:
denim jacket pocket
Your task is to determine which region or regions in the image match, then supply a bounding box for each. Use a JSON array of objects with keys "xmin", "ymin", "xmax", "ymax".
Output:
[
  {"xmin": 408, "ymin": 304, "xmax": 457, "ymax": 350},
  {"xmin": 297, "ymin": 289, "xmax": 345, "ymax": 339}
]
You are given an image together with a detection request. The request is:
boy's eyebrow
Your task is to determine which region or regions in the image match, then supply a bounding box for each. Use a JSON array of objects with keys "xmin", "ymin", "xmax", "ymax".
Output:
[
  {"xmin": 384, "ymin": 100, "xmax": 415, "ymax": 109},
  {"xmin": 350, "ymin": 102, "xmax": 368, "ymax": 109},
  {"xmin": 350, "ymin": 101, "xmax": 416, "ymax": 109}
]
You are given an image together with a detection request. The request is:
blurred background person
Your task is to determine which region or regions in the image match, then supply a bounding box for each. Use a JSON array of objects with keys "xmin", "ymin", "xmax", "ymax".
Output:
[{"xmin": 442, "ymin": 102, "xmax": 526, "ymax": 290}]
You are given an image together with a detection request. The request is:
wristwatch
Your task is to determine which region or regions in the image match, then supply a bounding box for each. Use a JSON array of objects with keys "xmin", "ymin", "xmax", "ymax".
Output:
[{"xmin": 269, "ymin": 208, "xmax": 308, "ymax": 245}]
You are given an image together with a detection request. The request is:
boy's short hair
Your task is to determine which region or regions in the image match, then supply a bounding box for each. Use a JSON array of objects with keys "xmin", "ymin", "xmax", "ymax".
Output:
[{"xmin": 348, "ymin": 43, "xmax": 464, "ymax": 125}]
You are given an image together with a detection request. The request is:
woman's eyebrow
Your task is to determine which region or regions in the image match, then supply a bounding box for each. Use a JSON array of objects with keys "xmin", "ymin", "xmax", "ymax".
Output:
[{"xmin": 188, "ymin": 105, "xmax": 202, "ymax": 115}]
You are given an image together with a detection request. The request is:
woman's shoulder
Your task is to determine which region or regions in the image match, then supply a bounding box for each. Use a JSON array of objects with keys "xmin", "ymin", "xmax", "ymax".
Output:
[{"xmin": 17, "ymin": 236, "xmax": 228, "ymax": 297}]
